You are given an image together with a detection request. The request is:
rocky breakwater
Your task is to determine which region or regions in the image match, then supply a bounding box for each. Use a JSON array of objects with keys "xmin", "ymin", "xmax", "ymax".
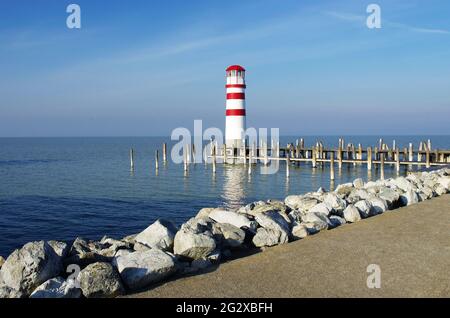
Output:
[{"xmin": 1, "ymin": 168, "xmax": 449, "ymax": 298}]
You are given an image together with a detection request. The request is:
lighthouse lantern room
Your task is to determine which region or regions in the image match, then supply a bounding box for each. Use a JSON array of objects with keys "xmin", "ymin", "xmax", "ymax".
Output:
[{"xmin": 225, "ymin": 65, "xmax": 246, "ymax": 148}]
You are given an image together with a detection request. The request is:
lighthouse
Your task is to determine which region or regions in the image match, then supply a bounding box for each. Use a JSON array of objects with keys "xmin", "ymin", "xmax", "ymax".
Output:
[{"xmin": 225, "ymin": 65, "xmax": 246, "ymax": 148}]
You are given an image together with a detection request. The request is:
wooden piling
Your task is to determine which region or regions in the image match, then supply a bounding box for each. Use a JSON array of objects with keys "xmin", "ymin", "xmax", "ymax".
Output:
[
  {"xmin": 312, "ymin": 147, "xmax": 317, "ymax": 168},
  {"xmin": 155, "ymin": 150, "xmax": 159, "ymax": 170},
  {"xmin": 212, "ymin": 144, "xmax": 216, "ymax": 173},
  {"xmin": 330, "ymin": 151, "xmax": 335, "ymax": 181},
  {"xmin": 380, "ymin": 151, "xmax": 385, "ymax": 180},
  {"xmin": 338, "ymin": 145, "xmax": 343, "ymax": 169},
  {"xmin": 408, "ymin": 143, "xmax": 413, "ymax": 162},
  {"xmin": 162, "ymin": 143, "xmax": 167, "ymax": 163},
  {"xmin": 223, "ymin": 143, "xmax": 227, "ymax": 164},
  {"xmin": 286, "ymin": 154, "xmax": 290, "ymax": 178},
  {"xmin": 367, "ymin": 147, "xmax": 372, "ymax": 171},
  {"xmin": 130, "ymin": 148, "xmax": 135, "ymax": 170},
  {"xmin": 183, "ymin": 145, "xmax": 188, "ymax": 172},
  {"xmin": 396, "ymin": 148, "xmax": 400, "ymax": 173},
  {"xmin": 426, "ymin": 147, "xmax": 430, "ymax": 168}
]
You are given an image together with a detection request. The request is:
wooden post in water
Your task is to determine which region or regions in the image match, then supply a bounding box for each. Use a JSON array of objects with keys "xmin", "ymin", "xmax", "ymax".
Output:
[
  {"xmin": 286, "ymin": 154, "xmax": 290, "ymax": 178},
  {"xmin": 380, "ymin": 151, "xmax": 385, "ymax": 180},
  {"xmin": 192, "ymin": 144, "xmax": 196, "ymax": 164},
  {"xmin": 426, "ymin": 147, "xmax": 430, "ymax": 168},
  {"xmin": 162, "ymin": 143, "xmax": 167, "ymax": 163},
  {"xmin": 155, "ymin": 150, "xmax": 159, "ymax": 170},
  {"xmin": 248, "ymin": 147, "xmax": 252, "ymax": 175},
  {"xmin": 395, "ymin": 148, "xmax": 400, "ymax": 173},
  {"xmin": 427, "ymin": 139, "xmax": 432, "ymax": 152},
  {"xmin": 183, "ymin": 145, "xmax": 188, "ymax": 172},
  {"xmin": 212, "ymin": 144, "xmax": 216, "ymax": 173},
  {"xmin": 312, "ymin": 146, "xmax": 317, "ymax": 168},
  {"xmin": 243, "ymin": 139, "xmax": 246, "ymax": 166},
  {"xmin": 223, "ymin": 143, "xmax": 227, "ymax": 164},
  {"xmin": 130, "ymin": 148, "xmax": 135, "ymax": 171},
  {"xmin": 264, "ymin": 142, "xmax": 268, "ymax": 166},
  {"xmin": 408, "ymin": 143, "xmax": 413, "ymax": 162},
  {"xmin": 330, "ymin": 151, "xmax": 335, "ymax": 181},
  {"xmin": 367, "ymin": 147, "xmax": 372, "ymax": 171},
  {"xmin": 338, "ymin": 144, "xmax": 343, "ymax": 169}
]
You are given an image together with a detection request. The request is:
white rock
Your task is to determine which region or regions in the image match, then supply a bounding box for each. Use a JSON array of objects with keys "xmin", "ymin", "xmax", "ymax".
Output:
[
  {"xmin": 0, "ymin": 241, "xmax": 62, "ymax": 296},
  {"xmin": 343, "ymin": 205, "xmax": 361, "ymax": 223},
  {"xmin": 77, "ymin": 262, "xmax": 124, "ymax": 298},
  {"xmin": 173, "ymin": 230, "xmax": 216, "ymax": 260},
  {"xmin": 30, "ymin": 277, "xmax": 81, "ymax": 298},
  {"xmin": 399, "ymin": 189, "xmax": 419, "ymax": 206},
  {"xmin": 437, "ymin": 176, "xmax": 450, "ymax": 191},
  {"xmin": 212, "ymin": 223, "xmax": 245, "ymax": 248},
  {"xmin": 114, "ymin": 249, "xmax": 176, "ymax": 291},
  {"xmin": 284, "ymin": 195, "xmax": 320, "ymax": 212},
  {"xmin": 353, "ymin": 178, "xmax": 364, "ymax": 189},
  {"xmin": 208, "ymin": 209, "xmax": 257, "ymax": 231},
  {"xmin": 391, "ymin": 177, "xmax": 415, "ymax": 192},
  {"xmin": 254, "ymin": 211, "xmax": 291, "ymax": 239},
  {"xmin": 291, "ymin": 223, "xmax": 309, "ymax": 240},
  {"xmin": 377, "ymin": 187, "xmax": 400, "ymax": 208},
  {"xmin": 47, "ymin": 241, "xmax": 69, "ymax": 259},
  {"xmin": 135, "ymin": 219, "xmax": 178, "ymax": 251},
  {"xmin": 367, "ymin": 196, "xmax": 389, "ymax": 214},
  {"xmin": 323, "ymin": 193, "xmax": 347, "ymax": 214},
  {"xmin": 329, "ymin": 215, "xmax": 346, "ymax": 228},
  {"xmin": 308, "ymin": 202, "xmax": 332, "ymax": 216},
  {"xmin": 354, "ymin": 200, "xmax": 373, "ymax": 218},
  {"xmin": 301, "ymin": 212, "xmax": 330, "ymax": 232},
  {"xmin": 252, "ymin": 228, "xmax": 288, "ymax": 247},
  {"xmin": 195, "ymin": 207, "xmax": 215, "ymax": 219}
]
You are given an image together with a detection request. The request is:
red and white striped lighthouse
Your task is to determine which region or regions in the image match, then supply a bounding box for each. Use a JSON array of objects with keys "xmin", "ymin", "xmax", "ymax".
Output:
[{"xmin": 225, "ymin": 65, "xmax": 246, "ymax": 148}]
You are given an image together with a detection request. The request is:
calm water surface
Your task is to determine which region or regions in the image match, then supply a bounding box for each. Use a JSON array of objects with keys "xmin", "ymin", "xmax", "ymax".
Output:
[{"xmin": 0, "ymin": 136, "xmax": 448, "ymax": 256}]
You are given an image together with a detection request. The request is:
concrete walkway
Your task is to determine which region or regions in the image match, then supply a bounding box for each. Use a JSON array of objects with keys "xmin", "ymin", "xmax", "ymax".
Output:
[{"xmin": 128, "ymin": 195, "xmax": 450, "ymax": 298}]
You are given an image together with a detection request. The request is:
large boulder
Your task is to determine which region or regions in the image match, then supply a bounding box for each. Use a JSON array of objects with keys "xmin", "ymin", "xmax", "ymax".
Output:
[
  {"xmin": 367, "ymin": 196, "xmax": 389, "ymax": 214},
  {"xmin": 254, "ymin": 211, "xmax": 291, "ymax": 240},
  {"xmin": 308, "ymin": 202, "xmax": 332, "ymax": 216},
  {"xmin": 353, "ymin": 178, "xmax": 365, "ymax": 189},
  {"xmin": 291, "ymin": 223, "xmax": 309, "ymax": 240},
  {"xmin": 0, "ymin": 241, "xmax": 62, "ymax": 296},
  {"xmin": 64, "ymin": 237, "xmax": 112, "ymax": 268},
  {"xmin": 0, "ymin": 256, "xmax": 4, "ymax": 270},
  {"xmin": 195, "ymin": 207, "xmax": 215, "ymax": 219},
  {"xmin": 114, "ymin": 249, "xmax": 176, "ymax": 291},
  {"xmin": 399, "ymin": 189, "xmax": 419, "ymax": 206},
  {"xmin": 343, "ymin": 205, "xmax": 361, "ymax": 223},
  {"xmin": 252, "ymin": 228, "xmax": 288, "ymax": 247},
  {"xmin": 134, "ymin": 219, "xmax": 178, "ymax": 251},
  {"xmin": 30, "ymin": 277, "xmax": 81, "ymax": 298},
  {"xmin": 212, "ymin": 223, "xmax": 245, "ymax": 248},
  {"xmin": 377, "ymin": 187, "xmax": 400, "ymax": 208},
  {"xmin": 323, "ymin": 193, "xmax": 347, "ymax": 215},
  {"xmin": 391, "ymin": 177, "xmax": 415, "ymax": 192},
  {"xmin": 284, "ymin": 195, "xmax": 320, "ymax": 212},
  {"xmin": 208, "ymin": 209, "xmax": 257, "ymax": 231},
  {"xmin": 436, "ymin": 176, "xmax": 450, "ymax": 191},
  {"xmin": 329, "ymin": 216, "xmax": 346, "ymax": 228},
  {"xmin": 173, "ymin": 226, "xmax": 216, "ymax": 260},
  {"xmin": 354, "ymin": 200, "xmax": 373, "ymax": 218},
  {"xmin": 78, "ymin": 262, "xmax": 124, "ymax": 298},
  {"xmin": 347, "ymin": 189, "xmax": 371, "ymax": 204},
  {"xmin": 301, "ymin": 212, "xmax": 330, "ymax": 233},
  {"xmin": 244, "ymin": 200, "xmax": 290, "ymax": 217},
  {"xmin": 47, "ymin": 241, "xmax": 70, "ymax": 259},
  {"xmin": 335, "ymin": 183, "xmax": 354, "ymax": 198}
]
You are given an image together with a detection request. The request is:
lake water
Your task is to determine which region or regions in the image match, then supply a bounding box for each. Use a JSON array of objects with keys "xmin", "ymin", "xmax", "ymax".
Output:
[{"xmin": 0, "ymin": 136, "xmax": 448, "ymax": 256}]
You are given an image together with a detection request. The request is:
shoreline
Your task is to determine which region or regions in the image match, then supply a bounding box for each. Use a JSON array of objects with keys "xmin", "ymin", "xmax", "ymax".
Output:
[{"xmin": 1, "ymin": 167, "xmax": 449, "ymax": 298}]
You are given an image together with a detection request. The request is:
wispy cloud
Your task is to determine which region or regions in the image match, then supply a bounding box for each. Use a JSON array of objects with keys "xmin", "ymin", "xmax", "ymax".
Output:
[{"xmin": 325, "ymin": 10, "xmax": 450, "ymax": 35}]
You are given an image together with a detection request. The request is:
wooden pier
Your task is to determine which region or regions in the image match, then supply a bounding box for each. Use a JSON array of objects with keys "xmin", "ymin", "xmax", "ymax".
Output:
[{"xmin": 130, "ymin": 138, "xmax": 450, "ymax": 176}]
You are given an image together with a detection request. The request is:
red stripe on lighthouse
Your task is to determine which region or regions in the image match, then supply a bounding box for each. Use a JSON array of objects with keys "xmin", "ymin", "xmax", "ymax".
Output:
[
  {"xmin": 226, "ymin": 109, "xmax": 246, "ymax": 116},
  {"xmin": 226, "ymin": 93, "xmax": 245, "ymax": 100},
  {"xmin": 226, "ymin": 84, "xmax": 246, "ymax": 88}
]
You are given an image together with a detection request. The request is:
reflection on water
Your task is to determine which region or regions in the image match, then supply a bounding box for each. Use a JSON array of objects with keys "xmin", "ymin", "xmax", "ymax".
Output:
[{"xmin": 221, "ymin": 165, "xmax": 247, "ymax": 210}]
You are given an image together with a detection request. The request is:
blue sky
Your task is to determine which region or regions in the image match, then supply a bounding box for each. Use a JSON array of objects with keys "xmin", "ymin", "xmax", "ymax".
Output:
[{"xmin": 0, "ymin": 0, "xmax": 449, "ymax": 136}]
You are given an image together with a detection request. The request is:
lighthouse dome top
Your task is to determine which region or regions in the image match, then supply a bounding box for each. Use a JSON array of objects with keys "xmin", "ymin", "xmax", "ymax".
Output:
[{"xmin": 226, "ymin": 65, "xmax": 245, "ymax": 72}]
